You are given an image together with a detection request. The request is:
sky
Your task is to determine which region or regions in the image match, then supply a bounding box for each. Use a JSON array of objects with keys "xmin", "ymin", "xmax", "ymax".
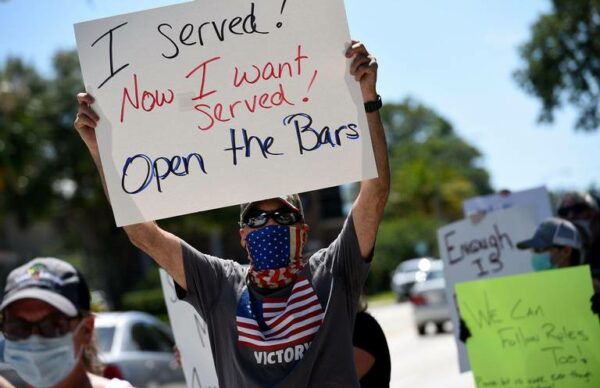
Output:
[{"xmin": 1, "ymin": 0, "xmax": 599, "ymax": 194}]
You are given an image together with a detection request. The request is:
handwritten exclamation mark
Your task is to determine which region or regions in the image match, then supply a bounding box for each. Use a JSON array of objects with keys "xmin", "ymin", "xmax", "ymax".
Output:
[
  {"xmin": 276, "ymin": 0, "xmax": 287, "ymax": 28},
  {"xmin": 302, "ymin": 70, "xmax": 318, "ymax": 103}
]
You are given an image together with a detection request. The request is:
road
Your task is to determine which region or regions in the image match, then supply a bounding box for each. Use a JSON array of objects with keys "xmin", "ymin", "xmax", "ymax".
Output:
[{"xmin": 369, "ymin": 302, "xmax": 476, "ymax": 388}]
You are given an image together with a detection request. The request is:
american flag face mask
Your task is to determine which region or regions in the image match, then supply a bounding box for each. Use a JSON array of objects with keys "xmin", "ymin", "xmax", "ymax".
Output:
[{"xmin": 247, "ymin": 225, "xmax": 306, "ymax": 289}]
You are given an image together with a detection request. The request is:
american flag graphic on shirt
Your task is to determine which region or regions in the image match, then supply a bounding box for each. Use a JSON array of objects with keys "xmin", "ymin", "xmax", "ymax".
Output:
[{"xmin": 236, "ymin": 276, "xmax": 324, "ymax": 351}]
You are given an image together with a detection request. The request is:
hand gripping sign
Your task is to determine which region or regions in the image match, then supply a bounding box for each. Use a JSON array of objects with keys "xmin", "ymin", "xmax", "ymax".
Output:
[{"xmin": 74, "ymin": 0, "xmax": 377, "ymax": 226}]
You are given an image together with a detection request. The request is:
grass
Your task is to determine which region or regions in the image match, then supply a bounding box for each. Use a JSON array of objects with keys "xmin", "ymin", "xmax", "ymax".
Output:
[{"xmin": 367, "ymin": 290, "xmax": 396, "ymax": 307}]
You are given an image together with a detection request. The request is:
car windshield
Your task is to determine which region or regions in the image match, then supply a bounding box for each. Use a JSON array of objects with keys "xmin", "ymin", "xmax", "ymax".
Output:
[
  {"xmin": 427, "ymin": 270, "xmax": 444, "ymax": 280},
  {"xmin": 399, "ymin": 261, "xmax": 421, "ymax": 272},
  {"xmin": 95, "ymin": 327, "xmax": 116, "ymax": 353}
]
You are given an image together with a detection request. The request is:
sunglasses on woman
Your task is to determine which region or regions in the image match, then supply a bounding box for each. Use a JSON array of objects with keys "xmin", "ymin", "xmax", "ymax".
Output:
[
  {"xmin": 1, "ymin": 313, "xmax": 80, "ymax": 341},
  {"xmin": 241, "ymin": 208, "xmax": 302, "ymax": 228}
]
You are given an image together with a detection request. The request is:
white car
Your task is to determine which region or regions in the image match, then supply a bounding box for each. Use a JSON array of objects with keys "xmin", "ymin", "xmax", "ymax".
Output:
[
  {"xmin": 391, "ymin": 258, "xmax": 442, "ymax": 301},
  {"xmin": 409, "ymin": 267, "xmax": 451, "ymax": 335},
  {"xmin": 95, "ymin": 311, "xmax": 185, "ymax": 387}
]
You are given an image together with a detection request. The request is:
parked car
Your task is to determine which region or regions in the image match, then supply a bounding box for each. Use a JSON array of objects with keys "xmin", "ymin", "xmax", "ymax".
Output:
[
  {"xmin": 390, "ymin": 257, "xmax": 442, "ymax": 301},
  {"xmin": 95, "ymin": 311, "xmax": 185, "ymax": 387},
  {"xmin": 409, "ymin": 266, "xmax": 451, "ymax": 335}
]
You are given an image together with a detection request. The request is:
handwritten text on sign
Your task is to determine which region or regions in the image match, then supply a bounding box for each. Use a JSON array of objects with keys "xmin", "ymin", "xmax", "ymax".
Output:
[
  {"xmin": 437, "ymin": 206, "xmax": 538, "ymax": 372},
  {"xmin": 74, "ymin": 0, "xmax": 376, "ymax": 226},
  {"xmin": 456, "ymin": 267, "xmax": 600, "ymax": 388}
]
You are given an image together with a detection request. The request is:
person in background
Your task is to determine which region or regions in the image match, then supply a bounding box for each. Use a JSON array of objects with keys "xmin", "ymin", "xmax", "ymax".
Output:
[
  {"xmin": 557, "ymin": 191, "xmax": 600, "ymax": 279},
  {"xmin": 516, "ymin": 218, "xmax": 599, "ymax": 318},
  {"xmin": 516, "ymin": 217, "xmax": 582, "ymax": 270},
  {"xmin": 352, "ymin": 296, "xmax": 391, "ymax": 388},
  {"xmin": 0, "ymin": 257, "xmax": 132, "ymax": 388}
]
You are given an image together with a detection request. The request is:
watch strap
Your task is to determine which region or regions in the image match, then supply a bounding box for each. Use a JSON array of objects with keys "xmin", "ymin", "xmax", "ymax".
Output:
[{"xmin": 364, "ymin": 95, "xmax": 382, "ymax": 113}]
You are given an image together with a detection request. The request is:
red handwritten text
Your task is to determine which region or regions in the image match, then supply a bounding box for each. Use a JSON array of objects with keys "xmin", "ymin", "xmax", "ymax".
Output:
[
  {"xmin": 120, "ymin": 74, "xmax": 175, "ymax": 123},
  {"xmin": 186, "ymin": 45, "xmax": 310, "ymax": 131},
  {"xmin": 233, "ymin": 45, "xmax": 308, "ymax": 88}
]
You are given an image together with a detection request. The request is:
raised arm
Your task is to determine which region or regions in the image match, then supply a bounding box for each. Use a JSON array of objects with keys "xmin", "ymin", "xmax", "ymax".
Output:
[
  {"xmin": 74, "ymin": 93, "xmax": 187, "ymax": 289},
  {"xmin": 346, "ymin": 41, "xmax": 391, "ymax": 259}
]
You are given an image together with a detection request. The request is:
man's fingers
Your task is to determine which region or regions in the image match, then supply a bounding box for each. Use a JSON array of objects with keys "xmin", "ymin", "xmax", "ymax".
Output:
[
  {"xmin": 74, "ymin": 112, "xmax": 97, "ymax": 131},
  {"xmin": 74, "ymin": 91, "xmax": 99, "ymax": 131},
  {"xmin": 77, "ymin": 92, "xmax": 94, "ymax": 105},
  {"xmin": 351, "ymin": 56, "xmax": 378, "ymax": 81},
  {"xmin": 80, "ymin": 104, "xmax": 100, "ymax": 122},
  {"xmin": 350, "ymin": 55, "xmax": 372, "ymax": 75},
  {"xmin": 346, "ymin": 40, "xmax": 369, "ymax": 58}
]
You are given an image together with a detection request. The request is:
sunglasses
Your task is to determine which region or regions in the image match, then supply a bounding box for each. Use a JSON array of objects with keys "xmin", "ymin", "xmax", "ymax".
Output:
[
  {"xmin": 241, "ymin": 208, "xmax": 302, "ymax": 228},
  {"xmin": 557, "ymin": 203, "xmax": 589, "ymax": 217},
  {"xmin": 1, "ymin": 313, "xmax": 80, "ymax": 341}
]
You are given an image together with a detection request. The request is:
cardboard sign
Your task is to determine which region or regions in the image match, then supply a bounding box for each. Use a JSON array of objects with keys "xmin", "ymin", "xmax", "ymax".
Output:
[
  {"xmin": 74, "ymin": 0, "xmax": 376, "ymax": 226},
  {"xmin": 462, "ymin": 186, "xmax": 553, "ymax": 222},
  {"xmin": 159, "ymin": 269, "xmax": 219, "ymax": 388},
  {"xmin": 437, "ymin": 206, "xmax": 538, "ymax": 372},
  {"xmin": 456, "ymin": 266, "xmax": 600, "ymax": 388}
]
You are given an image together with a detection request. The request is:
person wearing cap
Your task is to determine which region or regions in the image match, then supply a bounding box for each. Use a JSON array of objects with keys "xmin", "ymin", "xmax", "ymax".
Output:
[
  {"xmin": 517, "ymin": 218, "xmax": 600, "ymax": 319},
  {"xmin": 0, "ymin": 257, "xmax": 132, "ymax": 387},
  {"xmin": 516, "ymin": 217, "xmax": 583, "ymax": 271},
  {"xmin": 74, "ymin": 41, "xmax": 389, "ymax": 387}
]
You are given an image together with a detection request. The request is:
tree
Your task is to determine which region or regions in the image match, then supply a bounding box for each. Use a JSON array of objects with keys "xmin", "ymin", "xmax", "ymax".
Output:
[
  {"xmin": 515, "ymin": 0, "xmax": 600, "ymax": 131},
  {"xmin": 0, "ymin": 58, "xmax": 54, "ymax": 226},
  {"xmin": 367, "ymin": 99, "xmax": 493, "ymax": 293},
  {"xmin": 381, "ymin": 99, "xmax": 492, "ymax": 221}
]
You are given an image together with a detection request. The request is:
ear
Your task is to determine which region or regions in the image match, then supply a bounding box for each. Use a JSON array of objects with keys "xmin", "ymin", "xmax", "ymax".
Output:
[
  {"xmin": 239, "ymin": 227, "xmax": 248, "ymax": 249},
  {"xmin": 81, "ymin": 314, "xmax": 95, "ymax": 345},
  {"xmin": 74, "ymin": 314, "xmax": 95, "ymax": 351}
]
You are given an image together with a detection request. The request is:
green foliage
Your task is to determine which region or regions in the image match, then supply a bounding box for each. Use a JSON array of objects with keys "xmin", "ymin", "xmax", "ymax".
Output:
[
  {"xmin": 381, "ymin": 99, "xmax": 492, "ymax": 222},
  {"xmin": 0, "ymin": 58, "xmax": 54, "ymax": 225},
  {"xmin": 365, "ymin": 291, "xmax": 395, "ymax": 307},
  {"xmin": 515, "ymin": 0, "xmax": 600, "ymax": 131},
  {"xmin": 367, "ymin": 99, "xmax": 493, "ymax": 293},
  {"xmin": 122, "ymin": 287, "xmax": 167, "ymax": 317}
]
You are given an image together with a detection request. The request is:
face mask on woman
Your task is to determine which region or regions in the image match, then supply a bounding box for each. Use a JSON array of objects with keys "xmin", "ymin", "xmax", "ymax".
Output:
[
  {"xmin": 4, "ymin": 318, "xmax": 85, "ymax": 387},
  {"xmin": 531, "ymin": 251, "xmax": 553, "ymax": 271}
]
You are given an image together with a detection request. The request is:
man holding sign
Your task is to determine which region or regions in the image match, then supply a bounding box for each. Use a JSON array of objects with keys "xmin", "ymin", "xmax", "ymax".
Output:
[{"xmin": 74, "ymin": 40, "xmax": 389, "ymax": 387}]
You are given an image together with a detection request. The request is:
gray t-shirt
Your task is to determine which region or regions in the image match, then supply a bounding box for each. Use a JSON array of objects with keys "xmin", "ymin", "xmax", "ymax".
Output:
[{"xmin": 177, "ymin": 215, "xmax": 370, "ymax": 387}]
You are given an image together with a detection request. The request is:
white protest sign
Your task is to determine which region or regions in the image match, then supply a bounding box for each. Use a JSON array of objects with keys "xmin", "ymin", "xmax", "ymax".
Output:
[
  {"xmin": 462, "ymin": 186, "xmax": 553, "ymax": 222},
  {"xmin": 437, "ymin": 206, "xmax": 538, "ymax": 372},
  {"xmin": 159, "ymin": 269, "xmax": 218, "ymax": 388},
  {"xmin": 74, "ymin": 0, "xmax": 376, "ymax": 226}
]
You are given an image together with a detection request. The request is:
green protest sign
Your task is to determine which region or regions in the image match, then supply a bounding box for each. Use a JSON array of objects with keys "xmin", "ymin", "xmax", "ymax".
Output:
[{"xmin": 456, "ymin": 266, "xmax": 600, "ymax": 387}]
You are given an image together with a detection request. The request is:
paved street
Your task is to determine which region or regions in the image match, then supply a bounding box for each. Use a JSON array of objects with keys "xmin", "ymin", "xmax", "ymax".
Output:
[{"xmin": 369, "ymin": 302, "xmax": 476, "ymax": 388}]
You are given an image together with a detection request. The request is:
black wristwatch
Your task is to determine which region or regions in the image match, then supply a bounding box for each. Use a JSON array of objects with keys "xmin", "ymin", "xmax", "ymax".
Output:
[{"xmin": 364, "ymin": 95, "xmax": 382, "ymax": 113}]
